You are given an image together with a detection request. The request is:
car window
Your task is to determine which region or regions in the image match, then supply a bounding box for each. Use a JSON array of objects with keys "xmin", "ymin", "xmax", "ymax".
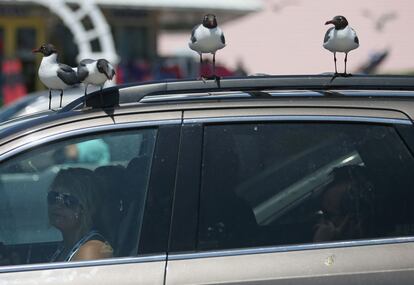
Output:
[
  {"xmin": 198, "ymin": 122, "xmax": 414, "ymax": 250},
  {"xmin": 0, "ymin": 128, "xmax": 157, "ymax": 265}
]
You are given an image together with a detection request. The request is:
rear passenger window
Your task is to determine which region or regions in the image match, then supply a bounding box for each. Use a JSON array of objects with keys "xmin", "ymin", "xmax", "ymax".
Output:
[
  {"xmin": 0, "ymin": 128, "xmax": 156, "ymax": 265},
  {"xmin": 198, "ymin": 123, "xmax": 414, "ymax": 250}
]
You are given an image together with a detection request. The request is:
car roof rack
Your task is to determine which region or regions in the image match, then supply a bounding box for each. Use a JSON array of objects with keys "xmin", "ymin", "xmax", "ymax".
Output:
[{"xmin": 61, "ymin": 74, "xmax": 414, "ymax": 111}]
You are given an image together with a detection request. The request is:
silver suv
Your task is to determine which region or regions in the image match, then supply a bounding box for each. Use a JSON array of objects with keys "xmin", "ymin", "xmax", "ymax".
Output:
[{"xmin": 1, "ymin": 75, "xmax": 414, "ymax": 284}]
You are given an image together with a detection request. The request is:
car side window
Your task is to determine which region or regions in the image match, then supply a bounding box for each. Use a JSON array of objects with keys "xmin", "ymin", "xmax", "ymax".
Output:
[
  {"xmin": 198, "ymin": 123, "xmax": 414, "ymax": 251},
  {"xmin": 0, "ymin": 128, "xmax": 157, "ymax": 265}
]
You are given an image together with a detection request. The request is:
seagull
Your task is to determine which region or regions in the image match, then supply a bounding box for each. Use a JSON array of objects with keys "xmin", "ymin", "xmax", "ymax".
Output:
[
  {"xmin": 323, "ymin": 16, "xmax": 359, "ymax": 75},
  {"xmin": 77, "ymin": 58, "xmax": 116, "ymax": 107},
  {"xmin": 189, "ymin": 14, "xmax": 226, "ymax": 80},
  {"xmin": 273, "ymin": 0, "xmax": 300, "ymax": 13},
  {"xmin": 33, "ymin": 43, "xmax": 79, "ymax": 109}
]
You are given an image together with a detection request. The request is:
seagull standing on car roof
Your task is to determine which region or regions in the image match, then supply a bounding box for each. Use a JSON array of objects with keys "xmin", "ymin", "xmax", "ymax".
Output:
[
  {"xmin": 323, "ymin": 15, "xmax": 359, "ymax": 75},
  {"xmin": 77, "ymin": 58, "xmax": 116, "ymax": 107},
  {"xmin": 33, "ymin": 43, "xmax": 79, "ymax": 110},
  {"xmin": 189, "ymin": 14, "xmax": 226, "ymax": 80}
]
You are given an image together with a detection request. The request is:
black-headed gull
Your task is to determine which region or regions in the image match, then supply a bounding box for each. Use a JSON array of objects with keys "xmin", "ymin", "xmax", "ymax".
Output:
[
  {"xmin": 33, "ymin": 43, "xmax": 79, "ymax": 109},
  {"xmin": 323, "ymin": 16, "xmax": 359, "ymax": 75},
  {"xmin": 77, "ymin": 58, "xmax": 115, "ymax": 107},
  {"xmin": 189, "ymin": 14, "xmax": 226, "ymax": 80}
]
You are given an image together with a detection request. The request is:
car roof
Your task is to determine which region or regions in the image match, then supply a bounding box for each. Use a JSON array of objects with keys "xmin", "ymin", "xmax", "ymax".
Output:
[{"xmin": 2, "ymin": 74, "xmax": 414, "ymax": 143}]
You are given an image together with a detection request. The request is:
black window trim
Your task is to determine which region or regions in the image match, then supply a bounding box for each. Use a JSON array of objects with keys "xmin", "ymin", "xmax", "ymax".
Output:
[
  {"xmin": 138, "ymin": 124, "xmax": 181, "ymax": 255},
  {"xmin": 168, "ymin": 123, "xmax": 203, "ymax": 253}
]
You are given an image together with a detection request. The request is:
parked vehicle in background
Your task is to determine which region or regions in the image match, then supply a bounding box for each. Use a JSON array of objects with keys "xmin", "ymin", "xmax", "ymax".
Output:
[
  {"xmin": 0, "ymin": 86, "xmax": 93, "ymax": 122},
  {"xmin": 0, "ymin": 75, "xmax": 414, "ymax": 284}
]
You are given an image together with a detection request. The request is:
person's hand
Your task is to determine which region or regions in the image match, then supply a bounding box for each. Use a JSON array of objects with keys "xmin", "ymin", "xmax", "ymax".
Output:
[{"xmin": 314, "ymin": 218, "xmax": 338, "ymax": 242}]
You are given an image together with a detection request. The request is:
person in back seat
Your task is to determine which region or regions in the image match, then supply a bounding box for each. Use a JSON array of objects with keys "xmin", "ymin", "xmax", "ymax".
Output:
[
  {"xmin": 48, "ymin": 168, "xmax": 113, "ymax": 262},
  {"xmin": 313, "ymin": 165, "xmax": 374, "ymax": 242}
]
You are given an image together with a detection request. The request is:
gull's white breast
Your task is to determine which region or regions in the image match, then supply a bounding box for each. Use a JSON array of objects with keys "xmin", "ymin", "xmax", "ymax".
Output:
[
  {"xmin": 38, "ymin": 55, "xmax": 69, "ymax": 89},
  {"xmin": 189, "ymin": 26, "xmax": 225, "ymax": 54},
  {"xmin": 84, "ymin": 62, "xmax": 107, "ymax": 86},
  {"xmin": 323, "ymin": 26, "xmax": 359, "ymax": 53}
]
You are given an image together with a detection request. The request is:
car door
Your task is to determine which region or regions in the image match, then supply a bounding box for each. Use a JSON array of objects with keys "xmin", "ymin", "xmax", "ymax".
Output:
[
  {"xmin": 0, "ymin": 111, "xmax": 181, "ymax": 284},
  {"xmin": 167, "ymin": 107, "xmax": 414, "ymax": 284}
]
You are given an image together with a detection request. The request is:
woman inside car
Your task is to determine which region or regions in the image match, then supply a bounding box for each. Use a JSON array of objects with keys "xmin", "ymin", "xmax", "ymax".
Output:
[{"xmin": 48, "ymin": 167, "xmax": 113, "ymax": 262}]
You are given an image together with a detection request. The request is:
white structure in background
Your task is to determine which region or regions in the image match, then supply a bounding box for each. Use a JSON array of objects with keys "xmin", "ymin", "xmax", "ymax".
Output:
[
  {"xmin": 84, "ymin": 0, "xmax": 261, "ymax": 14},
  {"xmin": 0, "ymin": 0, "xmax": 261, "ymax": 65},
  {"xmin": 0, "ymin": 0, "xmax": 119, "ymax": 65}
]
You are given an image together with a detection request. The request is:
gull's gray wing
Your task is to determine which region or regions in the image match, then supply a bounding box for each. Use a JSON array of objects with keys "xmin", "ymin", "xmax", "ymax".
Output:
[
  {"xmin": 351, "ymin": 28, "xmax": 360, "ymax": 44},
  {"xmin": 191, "ymin": 24, "xmax": 200, "ymax": 43},
  {"xmin": 57, "ymin": 63, "xmax": 79, "ymax": 85},
  {"xmin": 324, "ymin": 27, "xmax": 334, "ymax": 43},
  {"xmin": 220, "ymin": 32, "xmax": 225, "ymax": 45}
]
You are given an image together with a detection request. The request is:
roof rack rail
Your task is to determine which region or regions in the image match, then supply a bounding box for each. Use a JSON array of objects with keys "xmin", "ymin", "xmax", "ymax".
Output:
[{"xmin": 61, "ymin": 74, "xmax": 414, "ymax": 111}]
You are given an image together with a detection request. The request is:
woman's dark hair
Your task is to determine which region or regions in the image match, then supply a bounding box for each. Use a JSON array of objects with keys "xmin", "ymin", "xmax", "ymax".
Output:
[{"xmin": 50, "ymin": 168, "xmax": 103, "ymax": 233}]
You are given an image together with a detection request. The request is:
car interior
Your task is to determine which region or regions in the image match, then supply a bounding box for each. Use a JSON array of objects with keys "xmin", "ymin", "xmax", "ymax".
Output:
[
  {"xmin": 199, "ymin": 122, "xmax": 414, "ymax": 250},
  {"xmin": 0, "ymin": 129, "xmax": 156, "ymax": 265}
]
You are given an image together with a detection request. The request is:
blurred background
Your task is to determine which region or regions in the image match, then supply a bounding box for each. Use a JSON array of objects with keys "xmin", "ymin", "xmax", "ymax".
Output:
[{"xmin": 0, "ymin": 0, "xmax": 412, "ymax": 112}]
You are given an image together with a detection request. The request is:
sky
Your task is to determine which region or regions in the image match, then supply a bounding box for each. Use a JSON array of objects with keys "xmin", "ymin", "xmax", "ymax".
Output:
[{"xmin": 158, "ymin": 0, "xmax": 414, "ymax": 75}]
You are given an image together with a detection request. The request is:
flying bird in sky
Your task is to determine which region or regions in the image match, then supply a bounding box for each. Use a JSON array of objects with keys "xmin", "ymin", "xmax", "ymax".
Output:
[
  {"xmin": 362, "ymin": 10, "xmax": 397, "ymax": 32},
  {"xmin": 33, "ymin": 43, "xmax": 79, "ymax": 109},
  {"xmin": 189, "ymin": 14, "xmax": 226, "ymax": 81},
  {"xmin": 272, "ymin": 0, "xmax": 300, "ymax": 13},
  {"xmin": 323, "ymin": 16, "xmax": 359, "ymax": 75}
]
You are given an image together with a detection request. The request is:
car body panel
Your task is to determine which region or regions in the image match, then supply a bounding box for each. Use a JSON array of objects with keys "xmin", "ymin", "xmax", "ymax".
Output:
[
  {"xmin": 1, "ymin": 257, "xmax": 166, "ymax": 285},
  {"xmin": 166, "ymin": 242, "xmax": 414, "ymax": 284}
]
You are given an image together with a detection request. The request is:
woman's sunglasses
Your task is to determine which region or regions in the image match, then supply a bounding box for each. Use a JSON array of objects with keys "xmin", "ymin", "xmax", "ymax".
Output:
[{"xmin": 47, "ymin": 191, "xmax": 80, "ymax": 209}]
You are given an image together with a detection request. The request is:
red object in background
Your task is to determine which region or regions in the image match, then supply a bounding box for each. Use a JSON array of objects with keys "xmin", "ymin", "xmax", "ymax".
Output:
[
  {"xmin": 115, "ymin": 65, "xmax": 124, "ymax": 84},
  {"xmin": 116, "ymin": 60, "xmax": 153, "ymax": 84},
  {"xmin": 2, "ymin": 58, "xmax": 27, "ymax": 105},
  {"xmin": 199, "ymin": 62, "xmax": 234, "ymax": 78},
  {"xmin": 159, "ymin": 64, "xmax": 183, "ymax": 79}
]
